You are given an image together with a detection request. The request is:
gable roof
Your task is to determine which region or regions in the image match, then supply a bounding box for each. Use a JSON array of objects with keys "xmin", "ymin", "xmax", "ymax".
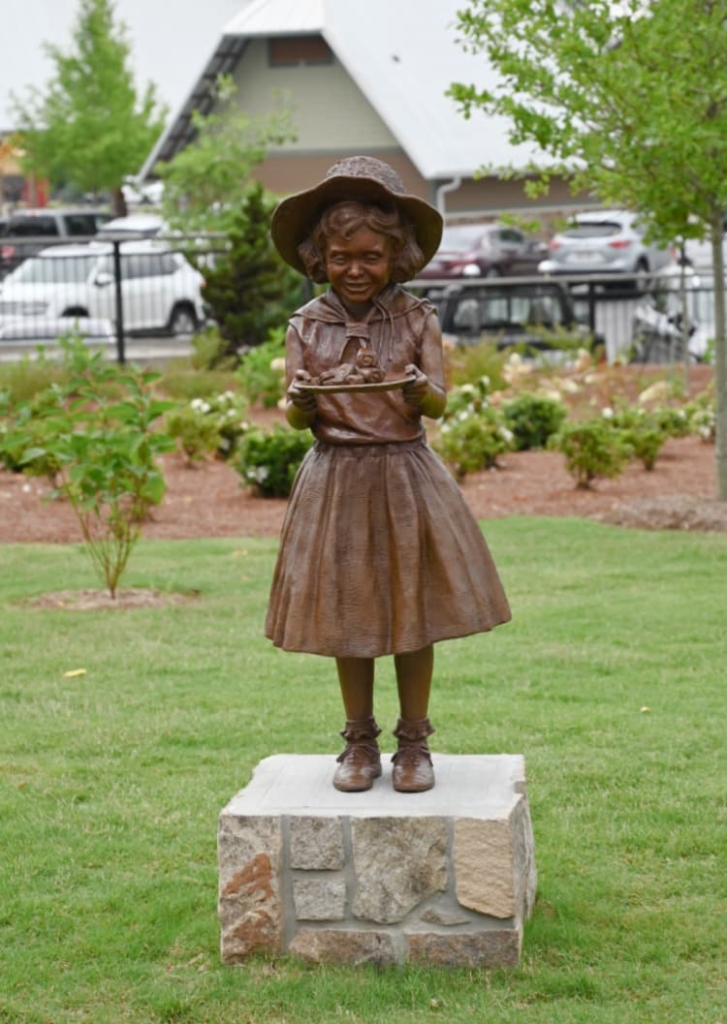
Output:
[{"xmin": 141, "ymin": 0, "xmax": 539, "ymax": 182}]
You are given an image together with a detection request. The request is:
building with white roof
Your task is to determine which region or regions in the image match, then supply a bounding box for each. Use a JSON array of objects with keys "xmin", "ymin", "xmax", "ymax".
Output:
[{"xmin": 140, "ymin": 0, "xmax": 579, "ymax": 219}]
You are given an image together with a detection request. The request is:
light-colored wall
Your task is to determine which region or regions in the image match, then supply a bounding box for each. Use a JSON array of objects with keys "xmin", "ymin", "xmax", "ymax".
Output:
[
  {"xmin": 232, "ymin": 39, "xmax": 398, "ymax": 152},
  {"xmin": 229, "ymin": 39, "xmax": 586, "ymax": 223}
]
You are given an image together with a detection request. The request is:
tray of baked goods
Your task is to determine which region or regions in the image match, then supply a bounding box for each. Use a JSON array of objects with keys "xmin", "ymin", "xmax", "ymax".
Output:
[
  {"xmin": 293, "ymin": 347, "xmax": 415, "ymax": 394},
  {"xmin": 297, "ymin": 374, "xmax": 415, "ymax": 395}
]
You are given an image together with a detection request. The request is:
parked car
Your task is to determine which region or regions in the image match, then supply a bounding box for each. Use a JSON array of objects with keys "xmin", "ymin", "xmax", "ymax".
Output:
[
  {"xmin": 541, "ymin": 210, "xmax": 674, "ymax": 287},
  {"xmin": 0, "ymin": 239, "xmax": 205, "ymax": 336},
  {"xmin": 426, "ymin": 279, "xmax": 601, "ymax": 355},
  {"xmin": 0, "ymin": 207, "xmax": 111, "ymax": 277},
  {"xmin": 417, "ymin": 223, "xmax": 548, "ymax": 280},
  {"xmin": 97, "ymin": 213, "xmax": 167, "ymax": 238}
]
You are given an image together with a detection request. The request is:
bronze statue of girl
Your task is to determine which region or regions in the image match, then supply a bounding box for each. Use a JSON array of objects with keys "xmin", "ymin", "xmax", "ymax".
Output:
[{"xmin": 266, "ymin": 156, "xmax": 511, "ymax": 793}]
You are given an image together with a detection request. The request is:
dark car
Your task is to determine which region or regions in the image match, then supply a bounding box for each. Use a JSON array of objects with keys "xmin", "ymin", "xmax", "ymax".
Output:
[
  {"xmin": 417, "ymin": 223, "xmax": 548, "ymax": 280},
  {"xmin": 425, "ymin": 279, "xmax": 600, "ymax": 355},
  {"xmin": 0, "ymin": 207, "xmax": 110, "ymax": 277}
]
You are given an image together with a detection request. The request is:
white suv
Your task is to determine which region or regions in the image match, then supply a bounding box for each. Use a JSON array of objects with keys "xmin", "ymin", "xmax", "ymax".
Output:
[{"xmin": 0, "ymin": 240, "xmax": 205, "ymax": 336}]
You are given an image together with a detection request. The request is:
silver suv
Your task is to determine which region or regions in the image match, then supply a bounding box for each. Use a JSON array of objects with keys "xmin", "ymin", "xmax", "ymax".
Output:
[
  {"xmin": 541, "ymin": 210, "xmax": 674, "ymax": 287},
  {"xmin": 0, "ymin": 208, "xmax": 111, "ymax": 277}
]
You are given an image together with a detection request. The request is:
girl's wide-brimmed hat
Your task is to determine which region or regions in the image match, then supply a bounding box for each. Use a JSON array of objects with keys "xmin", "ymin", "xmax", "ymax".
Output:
[{"xmin": 270, "ymin": 155, "xmax": 443, "ymax": 276}]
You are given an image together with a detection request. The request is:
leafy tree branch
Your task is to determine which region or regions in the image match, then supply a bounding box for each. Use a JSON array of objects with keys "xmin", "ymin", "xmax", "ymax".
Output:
[
  {"xmin": 450, "ymin": 0, "xmax": 727, "ymax": 498},
  {"xmin": 11, "ymin": 0, "xmax": 167, "ymax": 215}
]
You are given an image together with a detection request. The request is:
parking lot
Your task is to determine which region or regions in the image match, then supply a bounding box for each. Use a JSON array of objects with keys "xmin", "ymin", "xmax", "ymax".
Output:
[{"xmin": 0, "ymin": 231, "xmax": 716, "ymax": 367}]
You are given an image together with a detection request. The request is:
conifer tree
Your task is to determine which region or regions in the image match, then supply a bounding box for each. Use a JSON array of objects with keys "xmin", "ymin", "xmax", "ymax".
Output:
[{"xmin": 201, "ymin": 182, "xmax": 305, "ymax": 357}]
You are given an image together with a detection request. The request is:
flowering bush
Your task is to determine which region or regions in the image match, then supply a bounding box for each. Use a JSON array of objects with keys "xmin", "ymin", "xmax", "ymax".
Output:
[
  {"xmin": 236, "ymin": 329, "xmax": 287, "ymax": 408},
  {"xmin": 444, "ymin": 375, "xmax": 493, "ymax": 416},
  {"xmin": 234, "ymin": 424, "xmax": 314, "ymax": 498},
  {"xmin": 684, "ymin": 392, "xmax": 716, "ymax": 442},
  {"xmin": 653, "ymin": 405, "xmax": 691, "ymax": 439},
  {"xmin": 433, "ymin": 378, "xmax": 513, "ymax": 481},
  {"xmin": 165, "ymin": 403, "xmax": 223, "ymax": 464},
  {"xmin": 165, "ymin": 391, "xmax": 249, "ymax": 463}
]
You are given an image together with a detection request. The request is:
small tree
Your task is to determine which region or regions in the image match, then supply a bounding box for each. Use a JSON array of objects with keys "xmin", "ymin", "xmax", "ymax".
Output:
[
  {"xmin": 200, "ymin": 182, "xmax": 305, "ymax": 358},
  {"xmin": 158, "ymin": 75, "xmax": 296, "ymax": 236},
  {"xmin": 450, "ymin": 0, "xmax": 727, "ymax": 499},
  {"xmin": 16, "ymin": 338, "xmax": 174, "ymax": 598},
  {"xmin": 12, "ymin": 0, "xmax": 167, "ymax": 215}
]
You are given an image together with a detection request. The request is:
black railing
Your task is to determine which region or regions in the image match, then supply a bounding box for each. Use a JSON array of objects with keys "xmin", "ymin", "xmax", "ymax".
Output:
[
  {"xmin": 0, "ymin": 234, "xmax": 718, "ymax": 366},
  {"xmin": 410, "ymin": 268, "xmax": 718, "ymax": 365},
  {"xmin": 0, "ymin": 233, "xmax": 229, "ymax": 363}
]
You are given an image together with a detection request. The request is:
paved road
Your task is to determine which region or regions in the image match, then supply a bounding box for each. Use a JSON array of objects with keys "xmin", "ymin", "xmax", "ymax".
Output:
[{"xmin": 0, "ymin": 333, "xmax": 195, "ymax": 365}]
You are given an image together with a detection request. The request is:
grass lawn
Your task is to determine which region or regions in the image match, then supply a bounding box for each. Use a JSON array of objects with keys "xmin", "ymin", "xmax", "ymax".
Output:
[{"xmin": 0, "ymin": 518, "xmax": 725, "ymax": 1023}]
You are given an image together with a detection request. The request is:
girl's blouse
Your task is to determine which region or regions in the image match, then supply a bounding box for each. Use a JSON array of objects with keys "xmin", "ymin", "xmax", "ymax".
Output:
[{"xmin": 286, "ymin": 284, "xmax": 444, "ymax": 445}]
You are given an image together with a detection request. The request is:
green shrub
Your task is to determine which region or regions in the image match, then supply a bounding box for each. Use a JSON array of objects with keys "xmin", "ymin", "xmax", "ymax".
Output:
[
  {"xmin": 653, "ymin": 405, "xmax": 691, "ymax": 438},
  {"xmin": 685, "ymin": 392, "xmax": 716, "ymax": 442},
  {"xmin": 434, "ymin": 412, "xmax": 512, "ymax": 481},
  {"xmin": 445, "ymin": 375, "xmax": 493, "ymax": 415},
  {"xmin": 237, "ymin": 329, "xmax": 286, "ymax": 408},
  {"xmin": 0, "ymin": 400, "xmax": 65, "ymax": 481},
  {"xmin": 549, "ymin": 418, "xmax": 630, "ymax": 489},
  {"xmin": 208, "ymin": 391, "xmax": 250, "ymax": 458},
  {"xmin": 608, "ymin": 406, "xmax": 668, "ymax": 471},
  {"xmin": 165, "ymin": 404, "xmax": 223, "ymax": 464},
  {"xmin": 623, "ymin": 424, "xmax": 668, "ymax": 471},
  {"xmin": 188, "ymin": 324, "xmax": 238, "ymax": 371},
  {"xmin": 433, "ymin": 379, "xmax": 513, "ymax": 480},
  {"xmin": 165, "ymin": 392, "xmax": 249, "ymax": 463},
  {"xmin": 11, "ymin": 346, "xmax": 175, "ymax": 596},
  {"xmin": 235, "ymin": 424, "xmax": 313, "ymax": 498},
  {"xmin": 502, "ymin": 393, "xmax": 567, "ymax": 450}
]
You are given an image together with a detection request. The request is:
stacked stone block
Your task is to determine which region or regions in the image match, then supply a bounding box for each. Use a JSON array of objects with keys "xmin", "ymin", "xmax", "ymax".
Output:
[{"xmin": 218, "ymin": 753, "xmax": 536, "ymax": 968}]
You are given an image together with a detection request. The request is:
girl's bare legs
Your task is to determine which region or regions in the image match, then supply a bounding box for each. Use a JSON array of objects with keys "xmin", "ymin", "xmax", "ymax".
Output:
[
  {"xmin": 333, "ymin": 657, "xmax": 381, "ymax": 792},
  {"xmin": 394, "ymin": 645, "xmax": 433, "ymax": 719},
  {"xmin": 392, "ymin": 644, "xmax": 436, "ymax": 792},
  {"xmin": 336, "ymin": 657, "xmax": 375, "ymax": 719}
]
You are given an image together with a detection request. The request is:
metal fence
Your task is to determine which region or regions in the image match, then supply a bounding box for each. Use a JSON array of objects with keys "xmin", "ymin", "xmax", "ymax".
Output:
[
  {"xmin": 0, "ymin": 231, "xmax": 718, "ymax": 367},
  {"xmin": 0, "ymin": 233, "xmax": 228, "ymax": 363},
  {"xmin": 411, "ymin": 269, "xmax": 718, "ymax": 365},
  {"xmin": 557, "ymin": 271, "xmax": 715, "ymax": 365}
]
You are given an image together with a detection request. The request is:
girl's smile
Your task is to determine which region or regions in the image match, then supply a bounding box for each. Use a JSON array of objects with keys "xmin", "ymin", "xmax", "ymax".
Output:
[{"xmin": 324, "ymin": 227, "xmax": 393, "ymax": 314}]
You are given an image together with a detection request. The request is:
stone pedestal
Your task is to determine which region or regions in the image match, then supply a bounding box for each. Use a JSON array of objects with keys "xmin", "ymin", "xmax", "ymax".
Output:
[{"xmin": 218, "ymin": 753, "xmax": 536, "ymax": 968}]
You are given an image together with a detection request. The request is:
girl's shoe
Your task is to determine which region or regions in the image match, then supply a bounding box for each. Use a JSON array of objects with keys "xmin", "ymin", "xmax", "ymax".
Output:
[
  {"xmin": 333, "ymin": 716, "xmax": 382, "ymax": 792},
  {"xmin": 391, "ymin": 717, "xmax": 435, "ymax": 792}
]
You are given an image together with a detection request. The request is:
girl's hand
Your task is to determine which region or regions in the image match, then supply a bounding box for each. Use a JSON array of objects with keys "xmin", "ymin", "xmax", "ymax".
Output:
[
  {"xmin": 287, "ymin": 370, "xmax": 317, "ymax": 414},
  {"xmin": 401, "ymin": 364, "xmax": 430, "ymax": 407}
]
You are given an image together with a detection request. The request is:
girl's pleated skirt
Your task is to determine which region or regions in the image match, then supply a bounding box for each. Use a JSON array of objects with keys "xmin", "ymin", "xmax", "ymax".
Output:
[{"xmin": 265, "ymin": 438, "xmax": 511, "ymax": 658}]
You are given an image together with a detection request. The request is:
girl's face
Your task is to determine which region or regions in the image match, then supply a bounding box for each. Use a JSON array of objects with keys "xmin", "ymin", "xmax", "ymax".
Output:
[{"xmin": 324, "ymin": 226, "xmax": 393, "ymax": 314}]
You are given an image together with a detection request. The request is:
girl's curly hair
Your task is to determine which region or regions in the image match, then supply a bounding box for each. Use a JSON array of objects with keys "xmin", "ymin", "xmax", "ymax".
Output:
[{"xmin": 296, "ymin": 200, "xmax": 424, "ymax": 284}]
